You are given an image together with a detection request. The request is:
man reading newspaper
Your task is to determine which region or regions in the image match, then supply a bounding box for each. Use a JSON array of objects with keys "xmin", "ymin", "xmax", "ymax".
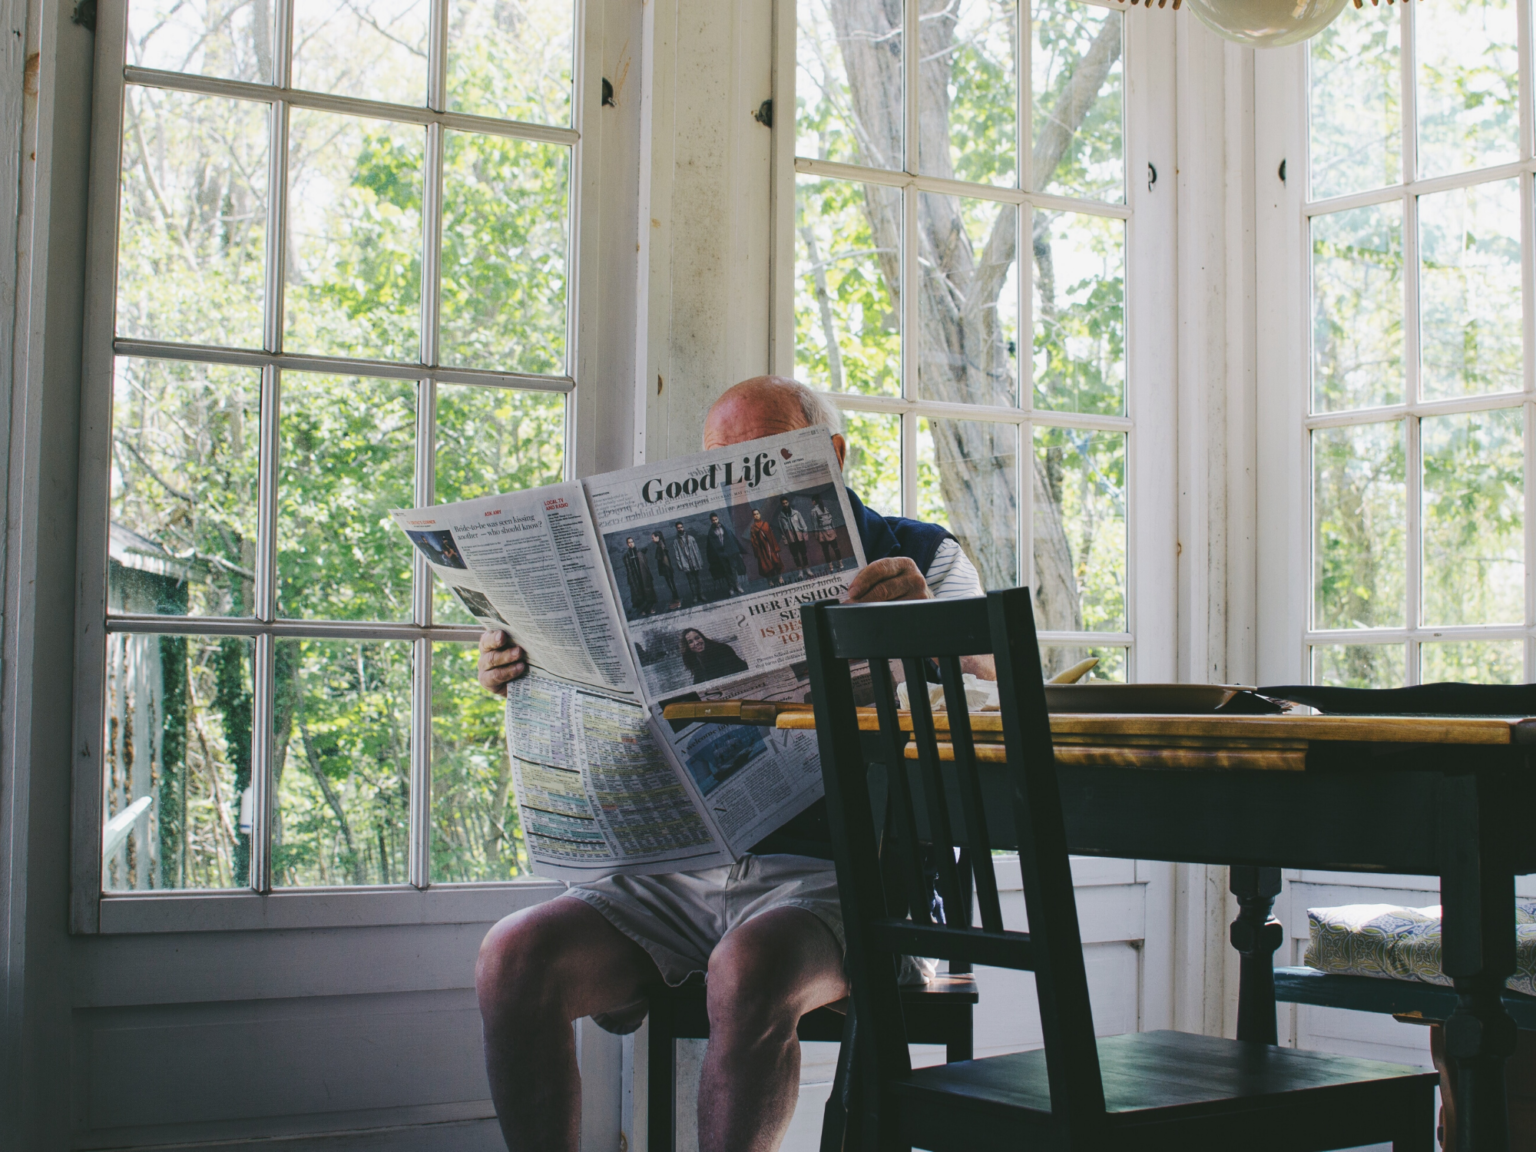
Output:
[{"xmin": 474, "ymin": 377, "xmax": 989, "ymax": 1152}]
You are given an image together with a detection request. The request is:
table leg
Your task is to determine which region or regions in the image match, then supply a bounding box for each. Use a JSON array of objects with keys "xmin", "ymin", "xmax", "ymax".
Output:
[
  {"xmin": 1229, "ymin": 865, "xmax": 1284, "ymax": 1045},
  {"xmin": 1440, "ymin": 774, "xmax": 1518, "ymax": 1152}
]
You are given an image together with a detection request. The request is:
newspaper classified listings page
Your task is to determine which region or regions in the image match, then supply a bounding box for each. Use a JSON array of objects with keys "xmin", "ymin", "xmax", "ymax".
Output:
[
  {"xmin": 582, "ymin": 427, "xmax": 867, "ymax": 855},
  {"xmin": 506, "ymin": 672, "xmax": 730, "ymax": 879}
]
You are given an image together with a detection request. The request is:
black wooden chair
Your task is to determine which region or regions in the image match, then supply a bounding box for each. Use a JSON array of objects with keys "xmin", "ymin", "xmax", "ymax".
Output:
[{"xmin": 801, "ymin": 587, "xmax": 1441, "ymax": 1151}]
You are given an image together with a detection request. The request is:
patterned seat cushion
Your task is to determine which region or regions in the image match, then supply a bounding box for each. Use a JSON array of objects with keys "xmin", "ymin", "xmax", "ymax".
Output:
[{"xmin": 1305, "ymin": 901, "xmax": 1536, "ymax": 997}]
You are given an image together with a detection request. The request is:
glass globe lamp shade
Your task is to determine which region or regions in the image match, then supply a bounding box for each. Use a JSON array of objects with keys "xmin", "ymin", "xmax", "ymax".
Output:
[{"xmin": 1184, "ymin": 0, "xmax": 1349, "ymax": 47}]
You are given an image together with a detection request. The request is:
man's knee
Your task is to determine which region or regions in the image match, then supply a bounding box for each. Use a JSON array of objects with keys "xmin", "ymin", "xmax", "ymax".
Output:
[
  {"xmin": 705, "ymin": 911, "xmax": 845, "ymax": 1043},
  {"xmin": 477, "ymin": 905, "xmax": 583, "ymax": 1022}
]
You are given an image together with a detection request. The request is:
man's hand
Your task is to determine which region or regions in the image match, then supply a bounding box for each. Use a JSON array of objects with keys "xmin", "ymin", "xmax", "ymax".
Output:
[
  {"xmin": 843, "ymin": 556, "xmax": 932, "ymax": 604},
  {"xmin": 478, "ymin": 630, "xmax": 529, "ymax": 696}
]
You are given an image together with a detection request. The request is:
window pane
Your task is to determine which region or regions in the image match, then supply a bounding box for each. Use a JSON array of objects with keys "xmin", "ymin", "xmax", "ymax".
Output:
[
  {"xmin": 448, "ymin": 0, "xmax": 574, "ymax": 127},
  {"xmin": 292, "ymin": 0, "xmax": 429, "ymax": 107},
  {"xmin": 1418, "ymin": 179, "xmax": 1522, "ymax": 401},
  {"xmin": 1311, "ymin": 643, "xmax": 1406, "ymax": 687},
  {"xmin": 842, "ymin": 409, "xmax": 902, "ymax": 519},
  {"xmin": 1415, "ymin": 0, "xmax": 1519, "ymax": 180},
  {"xmin": 1033, "ymin": 426, "xmax": 1125, "ymax": 631},
  {"xmin": 103, "ymin": 634, "xmax": 253, "ymax": 891},
  {"xmin": 440, "ymin": 132, "xmax": 569, "ymax": 375},
  {"xmin": 1421, "ymin": 639, "xmax": 1524, "ymax": 683},
  {"xmin": 795, "ymin": 175, "xmax": 902, "ymax": 397},
  {"xmin": 286, "ymin": 111, "xmax": 423, "ymax": 362},
  {"xmin": 277, "ymin": 373, "xmax": 417, "ymax": 622},
  {"xmin": 431, "ymin": 642, "xmax": 526, "ymax": 881},
  {"xmin": 919, "ymin": 418, "xmax": 1019, "ymax": 589},
  {"xmin": 117, "ymin": 88, "xmax": 268, "ymax": 349},
  {"xmin": 111, "ymin": 358, "xmax": 260, "ymax": 618},
  {"xmin": 1041, "ymin": 643, "xmax": 1126, "ymax": 682},
  {"xmin": 1308, "ymin": 3, "xmax": 1400, "ymax": 200},
  {"xmin": 434, "ymin": 384, "xmax": 566, "ymax": 625},
  {"xmin": 128, "ymin": 0, "xmax": 276, "ymax": 83},
  {"xmin": 918, "ymin": 194, "xmax": 1019, "ymax": 405},
  {"xmin": 918, "ymin": 0, "xmax": 1017, "ymax": 187},
  {"xmin": 1031, "ymin": 0, "xmax": 1123, "ymax": 203},
  {"xmin": 1032, "ymin": 209, "xmax": 1124, "ymax": 416},
  {"xmin": 1422, "ymin": 407, "xmax": 1524, "ymax": 626},
  {"xmin": 1311, "ymin": 202, "xmax": 1403, "ymax": 413},
  {"xmin": 1312, "ymin": 421, "xmax": 1406, "ymax": 629},
  {"xmin": 795, "ymin": 0, "xmax": 902, "ymax": 169},
  {"xmin": 273, "ymin": 638, "xmax": 412, "ymax": 887}
]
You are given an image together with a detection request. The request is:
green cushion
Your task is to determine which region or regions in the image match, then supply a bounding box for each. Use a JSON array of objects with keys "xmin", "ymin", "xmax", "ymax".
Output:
[{"xmin": 1305, "ymin": 901, "xmax": 1536, "ymax": 997}]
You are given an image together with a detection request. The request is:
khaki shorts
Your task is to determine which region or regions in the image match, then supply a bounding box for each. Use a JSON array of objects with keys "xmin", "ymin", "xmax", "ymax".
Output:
[{"xmin": 564, "ymin": 853, "xmax": 933, "ymax": 1034}]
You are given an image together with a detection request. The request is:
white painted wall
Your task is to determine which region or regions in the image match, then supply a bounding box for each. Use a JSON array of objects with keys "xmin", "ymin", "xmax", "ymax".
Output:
[{"xmin": 638, "ymin": 0, "xmax": 775, "ymax": 464}]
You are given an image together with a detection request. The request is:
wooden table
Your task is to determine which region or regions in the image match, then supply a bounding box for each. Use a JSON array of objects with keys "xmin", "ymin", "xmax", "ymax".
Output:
[{"xmin": 664, "ymin": 703, "xmax": 1536, "ymax": 1152}]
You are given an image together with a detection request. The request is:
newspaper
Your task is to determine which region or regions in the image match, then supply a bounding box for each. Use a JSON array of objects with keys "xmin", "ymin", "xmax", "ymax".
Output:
[{"xmin": 392, "ymin": 428, "xmax": 866, "ymax": 879}]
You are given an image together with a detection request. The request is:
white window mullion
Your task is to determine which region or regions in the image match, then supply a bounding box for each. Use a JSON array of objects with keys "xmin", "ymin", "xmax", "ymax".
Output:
[
  {"xmin": 1519, "ymin": 0, "xmax": 1534, "ymax": 161},
  {"xmin": 1401, "ymin": 0, "xmax": 1418, "ymax": 187},
  {"xmin": 1524, "ymin": 401, "xmax": 1536, "ymax": 661},
  {"xmin": 248, "ymin": 0, "xmax": 295, "ymax": 898},
  {"xmin": 410, "ymin": 0, "xmax": 452, "ymax": 891},
  {"xmin": 1020, "ymin": 0, "xmax": 1033, "ymax": 194},
  {"xmin": 1406, "ymin": 409, "xmax": 1422, "ymax": 683},
  {"xmin": 1401, "ymin": 0, "xmax": 1421, "ymax": 679}
]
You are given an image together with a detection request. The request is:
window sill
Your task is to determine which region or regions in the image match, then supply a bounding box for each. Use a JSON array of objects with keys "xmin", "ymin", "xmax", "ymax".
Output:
[{"xmin": 94, "ymin": 880, "xmax": 566, "ymax": 935}]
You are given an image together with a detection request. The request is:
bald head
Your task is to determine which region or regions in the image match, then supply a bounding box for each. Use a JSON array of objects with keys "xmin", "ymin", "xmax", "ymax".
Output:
[{"xmin": 703, "ymin": 376, "xmax": 847, "ymax": 468}]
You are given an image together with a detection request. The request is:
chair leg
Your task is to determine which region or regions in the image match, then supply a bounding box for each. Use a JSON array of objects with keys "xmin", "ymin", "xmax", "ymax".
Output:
[
  {"xmin": 1393, "ymin": 1082, "xmax": 1438, "ymax": 1152},
  {"xmin": 945, "ymin": 1009, "xmax": 973, "ymax": 1064},
  {"xmin": 819, "ymin": 1009, "xmax": 856, "ymax": 1152},
  {"xmin": 647, "ymin": 996, "xmax": 676, "ymax": 1152}
]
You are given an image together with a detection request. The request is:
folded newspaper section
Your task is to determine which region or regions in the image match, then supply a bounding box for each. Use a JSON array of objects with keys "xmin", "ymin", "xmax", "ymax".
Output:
[{"xmin": 391, "ymin": 427, "xmax": 866, "ymax": 879}]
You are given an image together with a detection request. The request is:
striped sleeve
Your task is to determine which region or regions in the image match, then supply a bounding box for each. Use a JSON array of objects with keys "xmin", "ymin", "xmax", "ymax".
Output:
[{"xmin": 925, "ymin": 539, "xmax": 984, "ymax": 600}]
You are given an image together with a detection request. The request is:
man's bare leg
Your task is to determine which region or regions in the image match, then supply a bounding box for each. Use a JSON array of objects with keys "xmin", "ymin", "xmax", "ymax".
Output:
[
  {"xmin": 698, "ymin": 907, "xmax": 849, "ymax": 1152},
  {"xmin": 476, "ymin": 898, "xmax": 661, "ymax": 1152}
]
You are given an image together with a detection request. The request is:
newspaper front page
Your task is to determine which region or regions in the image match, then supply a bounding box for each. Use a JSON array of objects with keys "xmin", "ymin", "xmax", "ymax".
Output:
[{"xmin": 392, "ymin": 427, "xmax": 864, "ymax": 878}]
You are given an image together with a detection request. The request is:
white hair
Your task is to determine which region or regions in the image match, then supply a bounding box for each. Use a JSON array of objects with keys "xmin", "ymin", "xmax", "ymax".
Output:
[{"xmin": 784, "ymin": 378, "xmax": 844, "ymax": 436}]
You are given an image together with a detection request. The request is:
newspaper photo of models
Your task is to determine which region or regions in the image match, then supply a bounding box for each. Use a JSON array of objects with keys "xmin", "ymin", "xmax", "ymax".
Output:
[{"xmin": 601, "ymin": 481, "xmax": 857, "ymax": 621}]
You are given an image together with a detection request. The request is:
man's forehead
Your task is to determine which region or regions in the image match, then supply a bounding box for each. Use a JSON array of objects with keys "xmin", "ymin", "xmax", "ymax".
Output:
[{"xmin": 702, "ymin": 388, "xmax": 808, "ymax": 447}]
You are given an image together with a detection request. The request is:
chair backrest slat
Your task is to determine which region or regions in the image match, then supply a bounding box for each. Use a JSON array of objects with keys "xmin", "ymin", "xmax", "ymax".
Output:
[
  {"xmin": 900, "ymin": 655, "xmax": 966, "ymax": 925},
  {"xmin": 989, "ymin": 590, "xmax": 1106, "ymax": 1126},
  {"xmin": 937, "ymin": 656, "xmax": 1005, "ymax": 933},
  {"xmin": 867, "ymin": 657, "xmax": 933, "ymax": 926}
]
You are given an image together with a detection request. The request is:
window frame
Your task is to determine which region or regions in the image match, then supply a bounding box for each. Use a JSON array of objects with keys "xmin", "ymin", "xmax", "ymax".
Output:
[
  {"xmin": 1254, "ymin": 0, "xmax": 1536, "ymax": 688},
  {"xmin": 768, "ymin": 0, "xmax": 1178, "ymax": 682},
  {"xmin": 71, "ymin": 0, "xmax": 597, "ymax": 933}
]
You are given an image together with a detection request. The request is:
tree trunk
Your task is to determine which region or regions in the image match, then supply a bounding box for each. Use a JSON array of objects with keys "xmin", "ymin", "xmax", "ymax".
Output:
[{"xmin": 825, "ymin": 0, "xmax": 1120, "ymax": 627}]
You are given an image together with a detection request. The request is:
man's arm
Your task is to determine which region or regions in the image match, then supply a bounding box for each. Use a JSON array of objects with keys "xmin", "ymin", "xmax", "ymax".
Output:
[
  {"xmin": 478, "ymin": 630, "xmax": 528, "ymax": 696},
  {"xmin": 845, "ymin": 549, "xmax": 996, "ymax": 680}
]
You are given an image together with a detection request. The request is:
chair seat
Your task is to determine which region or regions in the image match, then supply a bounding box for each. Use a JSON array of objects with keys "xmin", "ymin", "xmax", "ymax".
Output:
[{"xmin": 893, "ymin": 1030, "xmax": 1437, "ymax": 1148}]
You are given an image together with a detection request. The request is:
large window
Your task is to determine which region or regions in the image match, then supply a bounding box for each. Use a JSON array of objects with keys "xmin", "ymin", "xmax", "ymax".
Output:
[
  {"xmin": 85, "ymin": 0, "xmax": 578, "ymax": 900},
  {"xmin": 1303, "ymin": 0, "xmax": 1531, "ymax": 685},
  {"xmin": 788, "ymin": 0, "xmax": 1132, "ymax": 678}
]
